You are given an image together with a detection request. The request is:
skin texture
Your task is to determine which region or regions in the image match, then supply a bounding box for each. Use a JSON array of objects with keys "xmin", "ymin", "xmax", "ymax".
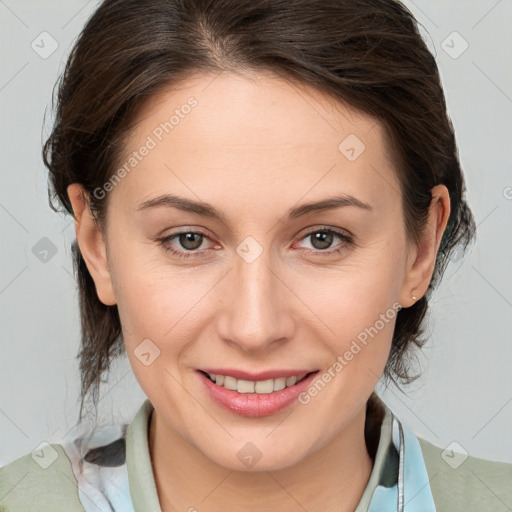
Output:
[{"xmin": 67, "ymin": 70, "xmax": 450, "ymax": 511}]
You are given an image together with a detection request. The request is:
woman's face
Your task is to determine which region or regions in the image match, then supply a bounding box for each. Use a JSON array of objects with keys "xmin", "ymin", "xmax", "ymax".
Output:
[{"xmin": 71, "ymin": 70, "xmax": 443, "ymax": 471}]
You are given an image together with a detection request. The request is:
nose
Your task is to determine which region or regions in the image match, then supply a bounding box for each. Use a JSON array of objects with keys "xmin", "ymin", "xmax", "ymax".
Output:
[{"xmin": 216, "ymin": 247, "xmax": 295, "ymax": 353}]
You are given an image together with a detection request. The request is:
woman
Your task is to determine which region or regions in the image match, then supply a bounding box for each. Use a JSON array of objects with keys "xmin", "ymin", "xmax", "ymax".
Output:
[{"xmin": 1, "ymin": 0, "xmax": 510, "ymax": 511}]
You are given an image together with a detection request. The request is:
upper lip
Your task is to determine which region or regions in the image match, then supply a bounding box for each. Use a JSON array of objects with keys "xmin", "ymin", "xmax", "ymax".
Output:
[{"xmin": 199, "ymin": 368, "xmax": 318, "ymax": 381}]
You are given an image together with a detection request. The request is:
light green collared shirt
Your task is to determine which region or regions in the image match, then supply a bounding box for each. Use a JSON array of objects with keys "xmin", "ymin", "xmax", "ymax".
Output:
[{"xmin": 1, "ymin": 395, "xmax": 510, "ymax": 511}]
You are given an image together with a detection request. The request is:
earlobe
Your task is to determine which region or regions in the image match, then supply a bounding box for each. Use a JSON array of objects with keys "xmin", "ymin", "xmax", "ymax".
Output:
[
  {"xmin": 67, "ymin": 183, "xmax": 117, "ymax": 306},
  {"xmin": 399, "ymin": 185, "xmax": 451, "ymax": 308}
]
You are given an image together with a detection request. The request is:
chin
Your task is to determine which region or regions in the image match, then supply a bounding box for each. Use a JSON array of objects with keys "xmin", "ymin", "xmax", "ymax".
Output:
[{"xmin": 198, "ymin": 437, "xmax": 312, "ymax": 473}]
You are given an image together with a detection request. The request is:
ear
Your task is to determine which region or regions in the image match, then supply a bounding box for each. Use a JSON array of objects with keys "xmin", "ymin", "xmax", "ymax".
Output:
[
  {"xmin": 67, "ymin": 183, "xmax": 117, "ymax": 306},
  {"xmin": 399, "ymin": 184, "xmax": 451, "ymax": 308}
]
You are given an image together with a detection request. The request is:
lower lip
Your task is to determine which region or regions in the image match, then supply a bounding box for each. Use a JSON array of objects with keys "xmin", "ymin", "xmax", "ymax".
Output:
[{"xmin": 197, "ymin": 370, "xmax": 319, "ymax": 418}]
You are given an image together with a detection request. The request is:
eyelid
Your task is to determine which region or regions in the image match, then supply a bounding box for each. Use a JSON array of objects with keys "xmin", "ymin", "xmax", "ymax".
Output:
[
  {"xmin": 157, "ymin": 226, "xmax": 216, "ymax": 244},
  {"xmin": 295, "ymin": 224, "xmax": 354, "ymax": 241},
  {"xmin": 292, "ymin": 225, "xmax": 354, "ymax": 252},
  {"xmin": 152, "ymin": 228, "xmax": 218, "ymax": 258}
]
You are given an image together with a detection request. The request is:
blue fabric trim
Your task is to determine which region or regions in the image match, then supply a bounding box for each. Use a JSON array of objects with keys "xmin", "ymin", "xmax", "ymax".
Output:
[{"xmin": 366, "ymin": 418, "xmax": 437, "ymax": 512}]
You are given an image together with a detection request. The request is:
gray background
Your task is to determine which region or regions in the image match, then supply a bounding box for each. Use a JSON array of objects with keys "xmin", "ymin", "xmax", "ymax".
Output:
[{"xmin": 1, "ymin": 0, "xmax": 511, "ymax": 466}]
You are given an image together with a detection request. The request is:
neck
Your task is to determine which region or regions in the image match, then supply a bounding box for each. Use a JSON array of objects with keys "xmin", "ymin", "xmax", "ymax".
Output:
[{"xmin": 149, "ymin": 398, "xmax": 380, "ymax": 512}]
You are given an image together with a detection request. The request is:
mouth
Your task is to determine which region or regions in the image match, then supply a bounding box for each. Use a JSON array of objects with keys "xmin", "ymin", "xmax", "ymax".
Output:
[
  {"xmin": 198, "ymin": 370, "xmax": 316, "ymax": 394},
  {"xmin": 196, "ymin": 369, "xmax": 320, "ymax": 417}
]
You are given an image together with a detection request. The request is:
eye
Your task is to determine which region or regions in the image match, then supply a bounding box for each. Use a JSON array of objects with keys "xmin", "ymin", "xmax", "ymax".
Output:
[
  {"xmin": 295, "ymin": 227, "xmax": 353, "ymax": 255},
  {"xmin": 171, "ymin": 232, "xmax": 205, "ymax": 251},
  {"xmin": 154, "ymin": 229, "xmax": 216, "ymax": 260}
]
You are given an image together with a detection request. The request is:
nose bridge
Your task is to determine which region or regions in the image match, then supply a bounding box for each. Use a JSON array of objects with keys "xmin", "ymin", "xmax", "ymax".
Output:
[{"xmin": 218, "ymin": 241, "xmax": 292, "ymax": 351}]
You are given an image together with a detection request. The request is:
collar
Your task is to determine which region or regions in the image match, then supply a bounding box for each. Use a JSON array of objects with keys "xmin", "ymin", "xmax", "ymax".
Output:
[
  {"xmin": 125, "ymin": 395, "xmax": 436, "ymax": 511},
  {"xmin": 355, "ymin": 394, "xmax": 437, "ymax": 511},
  {"xmin": 125, "ymin": 399, "xmax": 161, "ymax": 511}
]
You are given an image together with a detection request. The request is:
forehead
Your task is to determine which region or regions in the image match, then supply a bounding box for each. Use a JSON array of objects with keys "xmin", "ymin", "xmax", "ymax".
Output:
[
  {"xmin": 112, "ymin": 70, "xmax": 400, "ymax": 216},
  {"xmin": 127, "ymin": 70, "xmax": 382, "ymax": 148}
]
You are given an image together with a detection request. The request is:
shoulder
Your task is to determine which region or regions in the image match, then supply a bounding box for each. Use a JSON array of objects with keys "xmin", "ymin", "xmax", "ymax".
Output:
[
  {"xmin": 418, "ymin": 436, "xmax": 512, "ymax": 512},
  {"xmin": 0, "ymin": 443, "xmax": 85, "ymax": 512}
]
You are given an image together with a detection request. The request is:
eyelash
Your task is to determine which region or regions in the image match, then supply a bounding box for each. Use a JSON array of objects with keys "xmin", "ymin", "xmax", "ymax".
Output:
[{"xmin": 154, "ymin": 227, "xmax": 354, "ymax": 260}]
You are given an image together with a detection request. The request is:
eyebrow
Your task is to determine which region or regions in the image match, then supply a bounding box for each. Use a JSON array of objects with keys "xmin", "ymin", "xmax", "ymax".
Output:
[{"xmin": 136, "ymin": 193, "xmax": 373, "ymax": 222}]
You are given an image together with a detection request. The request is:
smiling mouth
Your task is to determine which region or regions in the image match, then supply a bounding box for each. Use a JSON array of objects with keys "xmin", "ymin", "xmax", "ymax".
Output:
[{"xmin": 198, "ymin": 370, "xmax": 319, "ymax": 394}]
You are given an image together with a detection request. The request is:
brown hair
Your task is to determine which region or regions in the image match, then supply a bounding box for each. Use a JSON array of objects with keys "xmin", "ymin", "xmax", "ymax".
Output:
[{"xmin": 43, "ymin": 0, "xmax": 476, "ymax": 423}]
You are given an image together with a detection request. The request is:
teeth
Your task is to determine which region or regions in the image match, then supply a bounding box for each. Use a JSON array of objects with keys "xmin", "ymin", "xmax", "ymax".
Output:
[
  {"xmin": 206, "ymin": 372, "xmax": 308, "ymax": 394},
  {"xmin": 286, "ymin": 376, "xmax": 297, "ymax": 387},
  {"xmin": 237, "ymin": 379, "xmax": 255, "ymax": 393},
  {"xmin": 255, "ymin": 379, "xmax": 274, "ymax": 394},
  {"xmin": 273, "ymin": 377, "xmax": 286, "ymax": 391},
  {"xmin": 223, "ymin": 376, "xmax": 237, "ymax": 390}
]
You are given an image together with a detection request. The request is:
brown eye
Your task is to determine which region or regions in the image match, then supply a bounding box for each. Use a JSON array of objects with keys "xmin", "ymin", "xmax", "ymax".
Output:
[
  {"xmin": 309, "ymin": 231, "xmax": 335, "ymax": 250},
  {"xmin": 177, "ymin": 232, "xmax": 204, "ymax": 251},
  {"xmin": 296, "ymin": 227, "xmax": 353, "ymax": 256},
  {"xmin": 155, "ymin": 229, "xmax": 215, "ymax": 260}
]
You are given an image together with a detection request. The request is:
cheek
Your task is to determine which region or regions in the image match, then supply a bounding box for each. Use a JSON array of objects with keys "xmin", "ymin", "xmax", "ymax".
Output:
[
  {"xmin": 110, "ymin": 255, "xmax": 219, "ymax": 386},
  {"xmin": 292, "ymin": 247, "xmax": 403, "ymax": 386},
  {"xmin": 107, "ymin": 233, "xmax": 183, "ymax": 326},
  {"xmin": 292, "ymin": 246, "xmax": 404, "ymax": 335}
]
